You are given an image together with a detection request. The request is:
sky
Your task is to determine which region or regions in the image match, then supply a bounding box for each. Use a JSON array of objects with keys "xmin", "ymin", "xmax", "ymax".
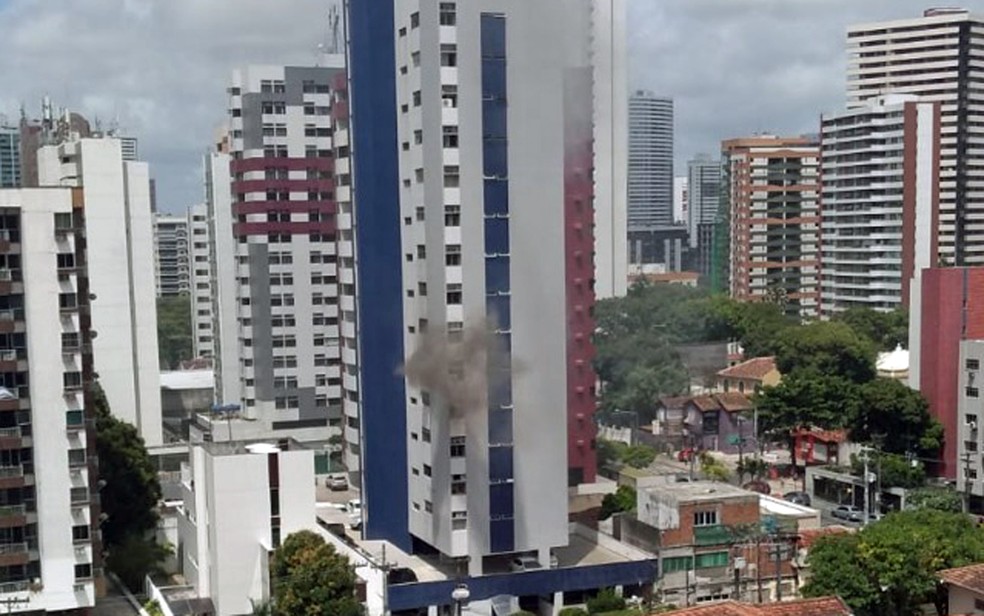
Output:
[{"xmin": 0, "ymin": 0, "xmax": 944, "ymax": 212}]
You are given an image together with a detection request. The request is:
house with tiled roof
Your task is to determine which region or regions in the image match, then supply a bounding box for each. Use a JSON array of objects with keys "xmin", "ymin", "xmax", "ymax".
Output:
[
  {"xmin": 939, "ymin": 562, "xmax": 984, "ymax": 614},
  {"xmin": 656, "ymin": 596, "xmax": 852, "ymax": 616},
  {"xmin": 716, "ymin": 357, "xmax": 781, "ymax": 395},
  {"xmin": 683, "ymin": 392, "xmax": 754, "ymax": 454}
]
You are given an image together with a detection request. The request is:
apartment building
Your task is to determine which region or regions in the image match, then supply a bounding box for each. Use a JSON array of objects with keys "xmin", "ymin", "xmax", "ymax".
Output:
[
  {"xmin": 187, "ymin": 204, "xmax": 213, "ymax": 359},
  {"xmin": 723, "ymin": 136, "xmax": 820, "ymax": 318},
  {"xmin": 957, "ymin": 340, "xmax": 984, "ymax": 511},
  {"xmin": 847, "ymin": 8, "xmax": 984, "ymax": 265},
  {"xmin": 820, "ymin": 94, "xmax": 941, "ymax": 314},
  {"xmin": 0, "ymin": 188, "xmax": 101, "ymax": 612},
  {"xmin": 687, "ymin": 155, "xmax": 720, "ymax": 278},
  {"xmin": 909, "ymin": 266, "xmax": 984, "ymax": 479},
  {"xmin": 201, "ymin": 64, "xmax": 345, "ymax": 444},
  {"xmin": 346, "ymin": 0, "xmax": 609, "ymax": 575},
  {"xmin": 153, "ymin": 214, "xmax": 190, "ymax": 297},
  {"xmin": 178, "ymin": 440, "xmax": 314, "ymax": 616},
  {"xmin": 0, "ymin": 127, "xmax": 19, "ymax": 189},
  {"xmin": 37, "ymin": 137, "xmax": 162, "ymax": 446}
]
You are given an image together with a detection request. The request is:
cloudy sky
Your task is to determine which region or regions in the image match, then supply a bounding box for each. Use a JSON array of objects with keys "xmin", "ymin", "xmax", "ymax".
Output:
[{"xmin": 0, "ymin": 0, "xmax": 938, "ymax": 212}]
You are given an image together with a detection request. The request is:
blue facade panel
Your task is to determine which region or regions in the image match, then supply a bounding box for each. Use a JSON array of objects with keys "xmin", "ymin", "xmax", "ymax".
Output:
[
  {"xmin": 484, "ymin": 180, "xmax": 509, "ymax": 215},
  {"xmin": 347, "ymin": 0, "xmax": 411, "ymax": 551},
  {"xmin": 484, "ymin": 217, "xmax": 510, "ymax": 255},
  {"xmin": 387, "ymin": 561, "xmax": 660, "ymax": 612}
]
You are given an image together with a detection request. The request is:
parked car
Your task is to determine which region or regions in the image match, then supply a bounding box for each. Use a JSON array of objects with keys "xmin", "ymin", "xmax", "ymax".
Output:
[
  {"xmin": 742, "ymin": 480, "xmax": 771, "ymax": 495},
  {"xmin": 831, "ymin": 505, "xmax": 864, "ymax": 523},
  {"xmin": 783, "ymin": 491, "xmax": 812, "ymax": 507},
  {"xmin": 325, "ymin": 473, "xmax": 348, "ymax": 491},
  {"xmin": 510, "ymin": 555, "xmax": 542, "ymax": 572}
]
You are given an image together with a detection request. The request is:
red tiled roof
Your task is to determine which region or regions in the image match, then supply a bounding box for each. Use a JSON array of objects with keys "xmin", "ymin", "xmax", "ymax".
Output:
[
  {"xmin": 939, "ymin": 563, "xmax": 984, "ymax": 593},
  {"xmin": 798, "ymin": 525, "xmax": 853, "ymax": 549},
  {"xmin": 689, "ymin": 395, "xmax": 721, "ymax": 412},
  {"xmin": 717, "ymin": 356, "xmax": 778, "ymax": 381},
  {"xmin": 686, "ymin": 393, "xmax": 753, "ymax": 414},
  {"xmin": 792, "ymin": 427, "xmax": 848, "ymax": 443},
  {"xmin": 657, "ymin": 597, "xmax": 852, "ymax": 616},
  {"xmin": 659, "ymin": 396, "xmax": 692, "ymax": 409}
]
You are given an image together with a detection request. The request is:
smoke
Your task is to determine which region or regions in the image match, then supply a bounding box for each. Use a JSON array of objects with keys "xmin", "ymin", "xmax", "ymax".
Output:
[{"xmin": 402, "ymin": 318, "xmax": 514, "ymax": 417}]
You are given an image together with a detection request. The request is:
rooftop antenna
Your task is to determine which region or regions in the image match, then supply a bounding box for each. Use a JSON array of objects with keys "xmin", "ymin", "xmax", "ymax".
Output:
[{"xmin": 328, "ymin": 4, "xmax": 341, "ymax": 54}]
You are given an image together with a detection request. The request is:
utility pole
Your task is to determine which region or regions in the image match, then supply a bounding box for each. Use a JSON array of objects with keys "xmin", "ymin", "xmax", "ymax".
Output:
[
  {"xmin": 862, "ymin": 450, "xmax": 870, "ymax": 526},
  {"xmin": 773, "ymin": 538, "xmax": 783, "ymax": 601}
]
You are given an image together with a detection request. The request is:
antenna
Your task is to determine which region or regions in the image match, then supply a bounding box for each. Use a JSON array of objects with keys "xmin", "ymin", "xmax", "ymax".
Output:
[{"xmin": 328, "ymin": 4, "xmax": 341, "ymax": 54}]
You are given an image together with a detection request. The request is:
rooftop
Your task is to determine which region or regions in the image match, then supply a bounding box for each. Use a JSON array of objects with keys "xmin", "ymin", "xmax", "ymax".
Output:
[
  {"xmin": 939, "ymin": 562, "xmax": 984, "ymax": 593},
  {"xmin": 198, "ymin": 438, "xmax": 307, "ymax": 457},
  {"xmin": 876, "ymin": 344, "xmax": 909, "ymax": 374},
  {"xmin": 643, "ymin": 480, "xmax": 754, "ymax": 504},
  {"xmin": 717, "ymin": 357, "xmax": 778, "ymax": 381},
  {"xmin": 688, "ymin": 392, "xmax": 753, "ymax": 413},
  {"xmin": 657, "ymin": 596, "xmax": 851, "ymax": 616}
]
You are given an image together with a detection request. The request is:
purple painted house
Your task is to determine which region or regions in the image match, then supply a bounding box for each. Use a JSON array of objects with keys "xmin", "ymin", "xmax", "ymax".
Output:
[{"xmin": 683, "ymin": 392, "xmax": 754, "ymax": 454}]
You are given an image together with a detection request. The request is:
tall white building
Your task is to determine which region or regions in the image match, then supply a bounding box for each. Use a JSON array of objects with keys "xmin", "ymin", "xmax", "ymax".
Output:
[
  {"xmin": 346, "ymin": 0, "xmax": 601, "ymax": 575},
  {"xmin": 627, "ymin": 91, "xmax": 673, "ymax": 229},
  {"xmin": 200, "ymin": 64, "xmax": 345, "ymax": 444},
  {"xmin": 37, "ymin": 137, "xmax": 163, "ymax": 446},
  {"xmin": 687, "ymin": 155, "xmax": 720, "ymax": 278},
  {"xmin": 153, "ymin": 213, "xmax": 190, "ymax": 297},
  {"xmin": 847, "ymin": 8, "xmax": 984, "ymax": 265},
  {"xmin": 179, "ymin": 440, "xmax": 314, "ymax": 616},
  {"xmin": 188, "ymin": 203, "xmax": 213, "ymax": 358},
  {"xmin": 0, "ymin": 188, "xmax": 99, "ymax": 612},
  {"xmin": 820, "ymin": 94, "xmax": 941, "ymax": 314},
  {"xmin": 591, "ymin": 0, "xmax": 628, "ymax": 299}
]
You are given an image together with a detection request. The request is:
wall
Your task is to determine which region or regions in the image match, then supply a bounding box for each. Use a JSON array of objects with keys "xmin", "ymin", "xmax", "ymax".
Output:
[{"xmin": 947, "ymin": 586, "xmax": 984, "ymax": 615}]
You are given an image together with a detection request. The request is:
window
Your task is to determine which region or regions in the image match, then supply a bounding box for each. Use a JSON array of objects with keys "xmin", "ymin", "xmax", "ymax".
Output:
[
  {"xmin": 424, "ymin": 500, "xmax": 433, "ymax": 513},
  {"xmin": 414, "ymin": 129, "xmax": 423, "ymax": 145},
  {"xmin": 968, "ymin": 387, "xmax": 980, "ymax": 398},
  {"xmin": 411, "ymin": 51, "xmax": 421, "ymax": 68},
  {"xmin": 440, "ymin": 44, "xmax": 457, "ymax": 67},
  {"xmin": 445, "ymin": 244, "xmax": 462, "ymax": 266},
  {"xmin": 74, "ymin": 564, "xmax": 93, "ymax": 580},
  {"xmin": 68, "ymin": 448, "xmax": 86, "ymax": 467},
  {"xmin": 54, "ymin": 212, "xmax": 73, "ymax": 230},
  {"xmin": 422, "ymin": 427, "xmax": 431, "ymax": 443},
  {"xmin": 63, "ymin": 372, "xmax": 83, "ymax": 389},
  {"xmin": 439, "ymin": 2, "xmax": 456, "ymax": 26},
  {"xmin": 452, "ymin": 510, "xmax": 467, "ymax": 530},
  {"xmin": 444, "ymin": 205, "xmax": 460, "ymax": 227},
  {"xmin": 448, "ymin": 321, "xmax": 463, "ymax": 342},
  {"xmin": 694, "ymin": 510, "xmax": 718, "ymax": 527},
  {"xmin": 416, "ymin": 245, "xmax": 427, "ymax": 259},
  {"xmin": 442, "ymin": 85, "xmax": 458, "ymax": 108},
  {"xmin": 59, "ymin": 293, "xmax": 78, "ymax": 310},
  {"xmin": 443, "ymin": 125, "xmax": 459, "ymax": 148},
  {"xmin": 416, "ymin": 206, "xmax": 425, "ymax": 222},
  {"xmin": 412, "ymin": 90, "xmax": 421, "ymax": 107},
  {"xmin": 418, "ymin": 282, "xmax": 428, "ymax": 296},
  {"xmin": 423, "ymin": 464, "xmax": 432, "ymax": 477},
  {"xmin": 443, "ymin": 165, "xmax": 460, "ymax": 188},
  {"xmin": 62, "ymin": 332, "xmax": 80, "ymax": 350},
  {"xmin": 446, "ymin": 283, "xmax": 462, "ymax": 305},
  {"xmin": 450, "ymin": 436, "xmax": 465, "ymax": 457},
  {"xmin": 410, "ymin": 11, "xmax": 419, "ymax": 28},
  {"xmin": 72, "ymin": 525, "xmax": 90, "ymax": 541},
  {"xmin": 968, "ymin": 359, "xmax": 981, "ymax": 371},
  {"xmin": 662, "ymin": 556, "xmax": 694, "ymax": 573},
  {"xmin": 451, "ymin": 474, "xmax": 466, "ymax": 494}
]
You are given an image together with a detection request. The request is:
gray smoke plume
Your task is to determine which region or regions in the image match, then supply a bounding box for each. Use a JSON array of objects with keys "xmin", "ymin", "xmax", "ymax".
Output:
[{"xmin": 402, "ymin": 318, "xmax": 514, "ymax": 417}]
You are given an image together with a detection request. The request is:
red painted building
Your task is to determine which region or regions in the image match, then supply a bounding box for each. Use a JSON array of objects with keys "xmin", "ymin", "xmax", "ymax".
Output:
[{"xmin": 911, "ymin": 267, "xmax": 984, "ymax": 478}]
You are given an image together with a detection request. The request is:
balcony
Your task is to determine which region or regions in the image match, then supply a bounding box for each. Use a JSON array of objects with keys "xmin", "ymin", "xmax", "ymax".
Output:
[
  {"xmin": 0, "ymin": 428, "xmax": 22, "ymax": 450},
  {"xmin": 693, "ymin": 525, "xmax": 734, "ymax": 546},
  {"xmin": 0, "ymin": 505, "xmax": 26, "ymax": 529},
  {"xmin": 0, "ymin": 350, "xmax": 17, "ymax": 372},
  {"xmin": 0, "ymin": 542, "xmax": 29, "ymax": 566},
  {"xmin": 0, "ymin": 580, "xmax": 30, "ymax": 595},
  {"xmin": 0, "ymin": 311, "xmax": 18, "ymax": 335},
  {"xmin": 0, "ymin": 466, "xmax": 24, "ymax": 489}
]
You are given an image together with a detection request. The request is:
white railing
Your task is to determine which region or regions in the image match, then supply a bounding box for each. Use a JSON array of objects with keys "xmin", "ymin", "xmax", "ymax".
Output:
[{"xmin": 0, "ymin": 542, "xmax": 27, "ymax": 555}]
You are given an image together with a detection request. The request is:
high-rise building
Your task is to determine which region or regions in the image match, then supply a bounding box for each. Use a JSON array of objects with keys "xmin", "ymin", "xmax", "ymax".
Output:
[
  {"xmin": 153, "ymin": 214, "xmax": 191, "ymax": 297},
  {"xmin": 187, "ymin": 203, "xmax": 213, "ymax": 358},
  {"xmin": 119, "ymin": 136, "xmax": 138, "ymax": 162},
  {"xmin": 673, "ymin": 176, "xmax": 688, "ymax": 225},
  {"xmin": 687, "ymin": 154, "xmax": 720, "ymax": 277},
  {"xmin": 0, "ymin": 187, "xmax": 101, "ymax": 611},
  {"xmin": 37, "ymin": 137, "xmax": 162, "ymax": 445},
  {"xmin": 591, "ymin": 0, "xmax": 629, "ymax": 299},
  {"xmin": 847, "ymin": 8, "xmax": 984, "ymax": 265},
  {"xmin": 627, "ymin": 92, "xmax": 673, "ymax": 230},
  {"xmin": 909, "ymin": 267, "xmax": 984, "ymax": 479},
  {"xmin": 723, "ymin": 136, "xmax": 820, "ymax": 318},
  {"xmin": 346, "ymin": 0, "xmax": 602, "ymax": 574},
  {"xmin": 0, "ymin": 126, "xmax": 20, "ymax": 188},
  {"xmin": 820, "ymin": 95, "xmax": 941, "ymax": 315},
  {"xmin": 202, "ymin": 64, "xmax": 345, "ymax": 444}
]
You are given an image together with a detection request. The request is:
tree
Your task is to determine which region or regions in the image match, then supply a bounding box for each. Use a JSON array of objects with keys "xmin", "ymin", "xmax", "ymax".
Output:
[
  {"xmin": 107, "ymin": 534, "xmax": 171, "ymax": 593},
  {"xmin": 850, "ymin": 378, "xmax": 942, "ymax": 457},
  {"xmin": 803, "ymin": 510, "xmax": 984, "ymax": 616},
  {"xmin": 906, "ymin": 487, "xmax": 963, "ymax": 513},
  {"xmin": 621, "ymin": 445, "xmax": 656, "ymax": 470},
  {"xmin": 699, "ymin": 452, "xmax": 730, "ymax": 482},
  {"xmin": 801, "ymin": 533, "xmax": 883, "ymax": 615},
  {"xmin": 833, "ymin": 307, "xmax": 909, "ymax": 352},
  {"xmin": 157, "ymin": 295, "xmax": 193, "ymax": 369},
  {"xmin": 599, "ymin": 486, "xmax": 637, "ymax": 520},
  {"xmin": 270, "ymin": 530, "xmax": 363, "ymax": 616},
  {"xmin": 720, "ymin": 300, "xmax": 796, "ymax": 358},
  {"xmin": 587, "ymin": 588, "xmax": 626, "ymax": 614},
  {"xmin": 559, "ymin": 609, "xmax": 589, "ymax": 616},
  {"xmin": 773, "ymin": 321, "xmax": 877, "ymax": 383},
  {"xmin": 94, "ymin": 383, "xmax": 162, "ymax": 548}
]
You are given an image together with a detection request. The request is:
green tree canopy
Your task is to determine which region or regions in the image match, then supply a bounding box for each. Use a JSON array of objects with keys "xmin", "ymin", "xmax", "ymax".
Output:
[
  {"xmin": 906, "ymin": 487, "xmax": 963, "ymax": 513},
  {"xmin": 270, "ymin": 531, "xmax": 363, "ymax": 616},
  {"xmin": 850, "ymin": 378, "xmax": 942, "ymax": 457},
  {"xmin": 157, "ymin": 295, "xmax": 193, "ymax": 369},
  {"xmin": 803, "ymin": 510, "xmax": 984, "ymax": 616},
  {"xmin": 721, "ymin": 300, "xmax": 797, "ymax": 358},
  {"xmin": 774, "ymin": 321, "xmax": 877, "ymax": 383},
  {"xmin": 833, "ymin": 307, "xmax": 909, "ymax": 352},
  {"xmin": 599, "ymin": 485, "xmax": 637, "ymax": 521}
]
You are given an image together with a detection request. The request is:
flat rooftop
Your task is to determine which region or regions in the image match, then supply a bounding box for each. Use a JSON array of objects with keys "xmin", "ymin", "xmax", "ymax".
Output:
[
  {"xmin": 643, "ymin": 480, "xmax": 755, "ymax": 503},
  {"xmin": 198, "ymin": 438, "xmax": 307, "ymax": 457}
]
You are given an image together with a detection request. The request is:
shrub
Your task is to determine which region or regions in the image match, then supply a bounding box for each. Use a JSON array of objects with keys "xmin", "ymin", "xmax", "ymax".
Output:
[
  {"xmin": 559, "ymin": 609, "xmax": 589, "ymax": 616},
  {"xmin": 587, "ymin": 588, "xmax": 626, "ymax": 614}
]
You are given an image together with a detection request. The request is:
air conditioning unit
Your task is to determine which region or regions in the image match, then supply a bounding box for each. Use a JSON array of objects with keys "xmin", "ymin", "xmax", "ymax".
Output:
[{"xmin": 73, "ymin": 583, "xmax": 85, "ymax": 592}]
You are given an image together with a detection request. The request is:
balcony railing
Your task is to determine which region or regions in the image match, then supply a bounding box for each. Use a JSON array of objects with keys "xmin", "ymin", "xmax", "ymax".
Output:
[
  {"xmin": 0, "ymin": 428, "xmax": 21, "ymax": 440},
  {"xmin": 0, "ymin": 466, "xmax": 23, "ymax": 479},
  {"xmin": 0, "ymin": 350, "xmax": 16, "ymax": 362},
  {"xmin": 0, "ymin": 580, "xmax": 29, "ymax": 594},
  {"xmin": 0, "ymin": 505, "xmax": 25, "ymax": 518},
  {"xmin": 0, "ymin": 543, "xmax": 27, "ymax": 555},
  {"xmin": 693, "ymin": 525, "xmax": 734, "ymax": 546}
]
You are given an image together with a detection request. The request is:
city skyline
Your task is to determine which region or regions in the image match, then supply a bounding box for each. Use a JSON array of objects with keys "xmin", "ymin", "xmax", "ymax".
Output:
[{"xmin": 0, "ymin": 0, "xmax": 942, "ymax": 212}]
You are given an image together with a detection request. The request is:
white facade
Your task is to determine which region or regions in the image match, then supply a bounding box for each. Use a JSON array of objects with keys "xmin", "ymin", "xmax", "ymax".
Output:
[
  {"xmin": 672, "ymin": 176, "xmax": 687, "ymax": 226},
  {"xmin": 627, "ymin": 92, "xmax": 673, "ymax": 229},
  {"xmin": 187, "ymin": 204, "xmax": 213, "ymax": 358},
  {"xmin": 179, "ymin": 441, "xmax": 314, "ymax": 616},
  {"xmin": 591, "ymin": 0, "xmax": 628, "ymax": 299},
  {"xmin": 154, "ymin": 214, "xmax": 190, "ymax": 297},
  {"xmin": 0, "ymin": 188, "xmax": 97, "ymax": 612},
  {"xmin": 204, "ymin": 64, "xmax": 345, "ymax": 442},
  {"xmin": 958, "ymin": 340, "xmax": 984, "ymax": 500},
  {"xmin": 847, "ymin": 8, "xmax": 984, "ymax": 265},
  {"xmin": 820, "ymin": 94, "xmax": 939, "ymax": 314},
  {"xmin": 37, "ymin": 137, "xmax": 163, "ymax": 445}
]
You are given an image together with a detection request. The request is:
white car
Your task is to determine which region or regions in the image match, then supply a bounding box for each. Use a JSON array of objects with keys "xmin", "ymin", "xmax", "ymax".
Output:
[
  {"xmin": 325, "ymin": 474, "xmax": 348, "ymax": 491},
  {"xmin": 347, "ymin": 499, "xmax": 362, "ymax": 530}
]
